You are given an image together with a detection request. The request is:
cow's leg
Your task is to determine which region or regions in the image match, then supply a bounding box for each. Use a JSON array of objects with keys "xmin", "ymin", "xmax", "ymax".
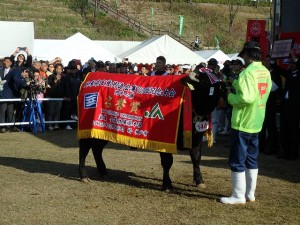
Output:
[
  {"xmin": 91, "ymin": 140, "xmax": 108, "ymax": 177},
  {"xmin": 79, "ymin": 139, "xmax": 91, "ymax": 182},
  {"xmin": 189, "ymin": 133, "xmax": 206, "ymax": 189},
  {"xmin": 160, "ymin": 152, "xmax": 173, "ymax": 191}
]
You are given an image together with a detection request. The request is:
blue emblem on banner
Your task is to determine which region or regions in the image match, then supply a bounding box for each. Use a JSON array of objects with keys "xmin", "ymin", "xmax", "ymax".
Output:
[{"xmin": 84, "ymin": 93, "xmax": 98, "ymax": 109}]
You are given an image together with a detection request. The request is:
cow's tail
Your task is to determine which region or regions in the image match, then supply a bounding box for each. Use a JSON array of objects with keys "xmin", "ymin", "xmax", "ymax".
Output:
[
  {"xmin": 205, "ymin": 128, "xmax": 213, "ymax": 148},
  {"xmin": 205, "ymin": 113, "xmax": 213, "ymax": 147}
]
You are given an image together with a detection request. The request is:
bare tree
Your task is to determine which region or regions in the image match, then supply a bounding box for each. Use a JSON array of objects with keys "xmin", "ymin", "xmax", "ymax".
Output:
[{"xmin": 228, "ymin": 0, "xmax": 244, "ymax": 33}]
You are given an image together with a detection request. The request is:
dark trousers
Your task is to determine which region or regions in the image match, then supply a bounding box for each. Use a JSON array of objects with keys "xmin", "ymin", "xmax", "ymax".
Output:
[
  {"xmin": 0, "ymin": 102, "xmax": 14, "ymax": 128},
  {"xmin": 280, "ymin": 102, "xmax": 300, "ymax": 159},
  {"xmin": 229, "ymin": 129, "xmax": 259, "ymax": 172},
  {"xmin": 46, "ymin": 101, "xmax": 62, "ymax": 126},
  {"xmin": 61, "ymin": 100, "xmax": 77, "ymax": 126},
  {"xmin": 259, "ymin": 97, "xmax": 280, "ymax": 153}
]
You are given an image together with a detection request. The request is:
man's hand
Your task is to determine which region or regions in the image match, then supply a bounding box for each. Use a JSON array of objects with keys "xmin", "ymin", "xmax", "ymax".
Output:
[
  {"xmin": 13, "ymin": 47, "xmax": 20, "ymax": 56},
  {"xmin": 188, "ymin": 72, "xmax": 199, "ymax": 82}
]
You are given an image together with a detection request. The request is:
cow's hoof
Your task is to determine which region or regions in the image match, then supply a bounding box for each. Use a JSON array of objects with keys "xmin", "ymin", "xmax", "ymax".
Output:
[
  {"xmin": 196, "ymin": 183, "xmax": 206, "ymax": 189},
  {"xmin": 161, "ymin": 185, "xmax": 173, "ymax": 193},
  {"xmin": 81, "ymin": 177, "xmax": 91, "ymax": 183}
]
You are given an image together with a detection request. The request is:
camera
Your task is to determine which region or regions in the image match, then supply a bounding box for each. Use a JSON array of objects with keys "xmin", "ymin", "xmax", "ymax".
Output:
[{"xmin": 19, "ymin": 47, "xmax": 26, "ymax": 51}]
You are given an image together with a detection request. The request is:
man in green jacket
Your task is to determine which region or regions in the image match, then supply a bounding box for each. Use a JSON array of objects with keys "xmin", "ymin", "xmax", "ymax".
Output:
[{"xmin": 220, "ymin": 41, "xmax": 272, "ymax": 204}]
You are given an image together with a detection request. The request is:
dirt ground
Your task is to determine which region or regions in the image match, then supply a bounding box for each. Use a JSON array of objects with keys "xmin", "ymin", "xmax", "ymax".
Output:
[{"xmin": 0, "ymin": 130, "xmax": 299, "ymax": 225}]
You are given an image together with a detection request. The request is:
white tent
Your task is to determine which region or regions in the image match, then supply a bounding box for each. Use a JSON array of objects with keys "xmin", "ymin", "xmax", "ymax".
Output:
[
  {"xmin": 32, "ymin": 39, "xmax": 64, "ymax": 60},
  {"xmin": 94, "ymin": 40, "xmax": 142, "ymax": 56},
  {"xmin": 0, "ymin": 21, "xmax": 34, "ymax": 58},
  {"xmin": 195, "ymin": 50, "xmax": 231, "ymax": 66},
  {"xmin": 227, "ymin": 53, "xmax": 239, "ymax": 59},
  {"xmin": 118, "ymin": 34, "xmax": 205, "ymax": 65},
  {"xmin": 35, "ymin": 32, "xmax": 118, "ymax": 65}
]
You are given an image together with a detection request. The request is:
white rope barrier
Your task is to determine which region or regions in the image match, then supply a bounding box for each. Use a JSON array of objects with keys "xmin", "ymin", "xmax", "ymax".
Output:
[
  {"xmin": 0, "ymin": 120, "xmax": 77, "ymax": 126},
  {"xmin": 0, "ymin": 98, "xmax": 77, "ymax": 128},
  {"xmin": 0, "ymin": 98, "xmax": 64, "ymax": 102}
]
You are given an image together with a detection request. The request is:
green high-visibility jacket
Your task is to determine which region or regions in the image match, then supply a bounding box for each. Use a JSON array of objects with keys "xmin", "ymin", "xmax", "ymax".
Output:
[{"xmin": 228, "ymin": 61, "xmax": 272, "ymax": 133}]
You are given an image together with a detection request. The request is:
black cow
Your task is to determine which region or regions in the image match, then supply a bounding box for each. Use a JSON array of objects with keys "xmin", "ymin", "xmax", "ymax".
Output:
[{"xmin": 78, "ymin": 68, "xmax": 223, "ymax": 191}]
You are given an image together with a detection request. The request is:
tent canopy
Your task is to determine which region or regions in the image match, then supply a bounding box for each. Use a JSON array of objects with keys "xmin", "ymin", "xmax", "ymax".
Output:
[
  {"xmin": 35, "ymin": 32, "xmax": 118, "ymax": 65},
  {"xmin": 118, "ymin": 35, "xmax": 205, "ymax": 65},
  {"xmin": 227, "ymin": 53, "xmax": 239, "ymax": 59},
  {"xmin": 195, "ymin": 50, "xmax": 231, "ymax": 67},
  {"xmin": 95, "ymin": 40, "xmax": 142, "ymax": 56},
  {"xmin": 0, "ymin": 21, "xmax": 34, "ymax": 58}
]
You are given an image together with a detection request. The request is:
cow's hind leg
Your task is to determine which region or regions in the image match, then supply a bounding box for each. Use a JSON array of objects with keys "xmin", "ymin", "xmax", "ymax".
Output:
[
  {"xmin": 160, "ymin": 152, "xmax": 173, "ymax": 191},
  {"xmin": 189, "ymin": 137, "xmax": 206, "ymax": 189},
  {"xmin": 91, "ymin": 139, "xmax": 108, "ymax": 177},
  {"xmin": 79, "ymin": 139, "xmax": 91, "ymax": 182}
]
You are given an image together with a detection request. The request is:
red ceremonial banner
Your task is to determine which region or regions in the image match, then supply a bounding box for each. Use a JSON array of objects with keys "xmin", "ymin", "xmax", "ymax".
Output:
[{"xmin": 77, "ymin": 72, "xmax": 189, "ymax": 154}]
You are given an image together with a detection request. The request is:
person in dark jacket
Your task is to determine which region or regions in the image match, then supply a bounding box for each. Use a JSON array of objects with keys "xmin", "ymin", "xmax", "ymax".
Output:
[
  {"xmin": 45, "ymin": 64, "xmax": 64, "ymax": 130},
  {"xmin": 10, "ymin": 47, "xmax": 32, "ymax": 69},
  {"xmin": 61, "ymin": 60, "xmax": 82, "ymax": 130},
  {"xmin": 259, "ymin": 54, "xmax": 282, "ymax": 155},
  {"xmin": 277, "ymin": 51, "xmax": 300, "ymax": 160},
  {"xmin": 0, "ymin": 68, "xmax": 29, "ymax": 132}
]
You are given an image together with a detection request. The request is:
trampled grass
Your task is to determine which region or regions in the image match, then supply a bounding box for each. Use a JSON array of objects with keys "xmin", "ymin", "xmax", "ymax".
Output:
[{"xmin": 0, "ymin": 130, "xmax": 299, "ymax": 225}]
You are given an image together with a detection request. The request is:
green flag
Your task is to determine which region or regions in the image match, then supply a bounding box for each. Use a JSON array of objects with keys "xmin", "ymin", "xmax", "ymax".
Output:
[
  {"xmin": 115, "ymin": 0, "xmax": 119, "ymax": 10},
  {"xmin": 151, "ymin": 7, "xmax": 154, "ymax": 30},
  {"xmin": 215, "ymin": 36, "xmax": 220, "ymax": 50},
  {"xmin": 179, "ymin": 15, "xmax": 184, "ymax": 37}
]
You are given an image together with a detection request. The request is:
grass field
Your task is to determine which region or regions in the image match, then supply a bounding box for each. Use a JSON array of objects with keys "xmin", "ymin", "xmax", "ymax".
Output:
[{"xmin": 0, "ymin": 130, "xmax": 299, "ymax": 225}]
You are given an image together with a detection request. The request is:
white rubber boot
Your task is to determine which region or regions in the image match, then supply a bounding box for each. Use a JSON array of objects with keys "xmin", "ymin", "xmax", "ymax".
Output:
[
  {"xmin": 245, "ymin": 168, "xmax": 258, "ymax": 202},
  {"xmin": 220, "ymin": 171, "xmax": 246, "ymax": 204}
]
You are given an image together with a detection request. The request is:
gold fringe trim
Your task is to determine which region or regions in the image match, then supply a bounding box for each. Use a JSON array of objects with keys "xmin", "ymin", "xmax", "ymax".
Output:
[
  {"xmin": 183, "ymin": 131, "xmax": 192, "ymax": 148},
  {"xmin": 77, "ymin": 129, "xmax": 177, "ymax": 154},
  {"xmin": 205, "ymin": 129, "xmax": 214, "ymax": 148}
]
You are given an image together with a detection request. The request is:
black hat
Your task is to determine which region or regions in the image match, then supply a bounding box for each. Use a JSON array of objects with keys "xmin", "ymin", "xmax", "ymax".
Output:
[
  {"xmin": 238, "ymin": 41, "xmax": 261, "ymax": 57},
  {"xmin": 96, "ymin": 60, "xmax": 105, "ymax": 68},
  {"xmin": 223, "ymin": 60, "xmax": 231, "ymax": 66},
  {"xmin": 235, "ymin": 59, "xmax": 244, "ymax": 65},
  {"xmin": 207, "ymin": 58, "xmax": 218, "ymax": 65},
  {"xmin": 66, "ymin": 60, "xmax": 77, "ymax": 69}
]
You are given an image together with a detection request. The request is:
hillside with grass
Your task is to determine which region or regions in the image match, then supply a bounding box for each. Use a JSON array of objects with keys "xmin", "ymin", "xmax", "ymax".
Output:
[
  {"xmin": 0, "ymin": 0, "xmax": 270, "ymax": 53},
  {"xmin": 107, "ymin": 0, "xmax": 271, "ymax": 52},
  {"xmin": 0, "ymin": 0, "xmax": 147, "ymax": 40}
]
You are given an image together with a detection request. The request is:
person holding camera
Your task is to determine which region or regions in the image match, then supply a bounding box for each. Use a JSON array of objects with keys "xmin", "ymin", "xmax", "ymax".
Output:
[{"xmin": 10, "ymin": 47, "xmax": 32, "ymax": 69}]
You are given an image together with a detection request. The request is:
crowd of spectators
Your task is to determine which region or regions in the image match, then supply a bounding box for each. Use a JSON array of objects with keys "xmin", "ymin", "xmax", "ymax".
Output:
[
  {"xmin": 0, "ymin": 47, "xmax": 299, "ymax": 160},
  {"xmin": 0, "ymin": 47, "xmax": 198, "ymax": 133}
]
